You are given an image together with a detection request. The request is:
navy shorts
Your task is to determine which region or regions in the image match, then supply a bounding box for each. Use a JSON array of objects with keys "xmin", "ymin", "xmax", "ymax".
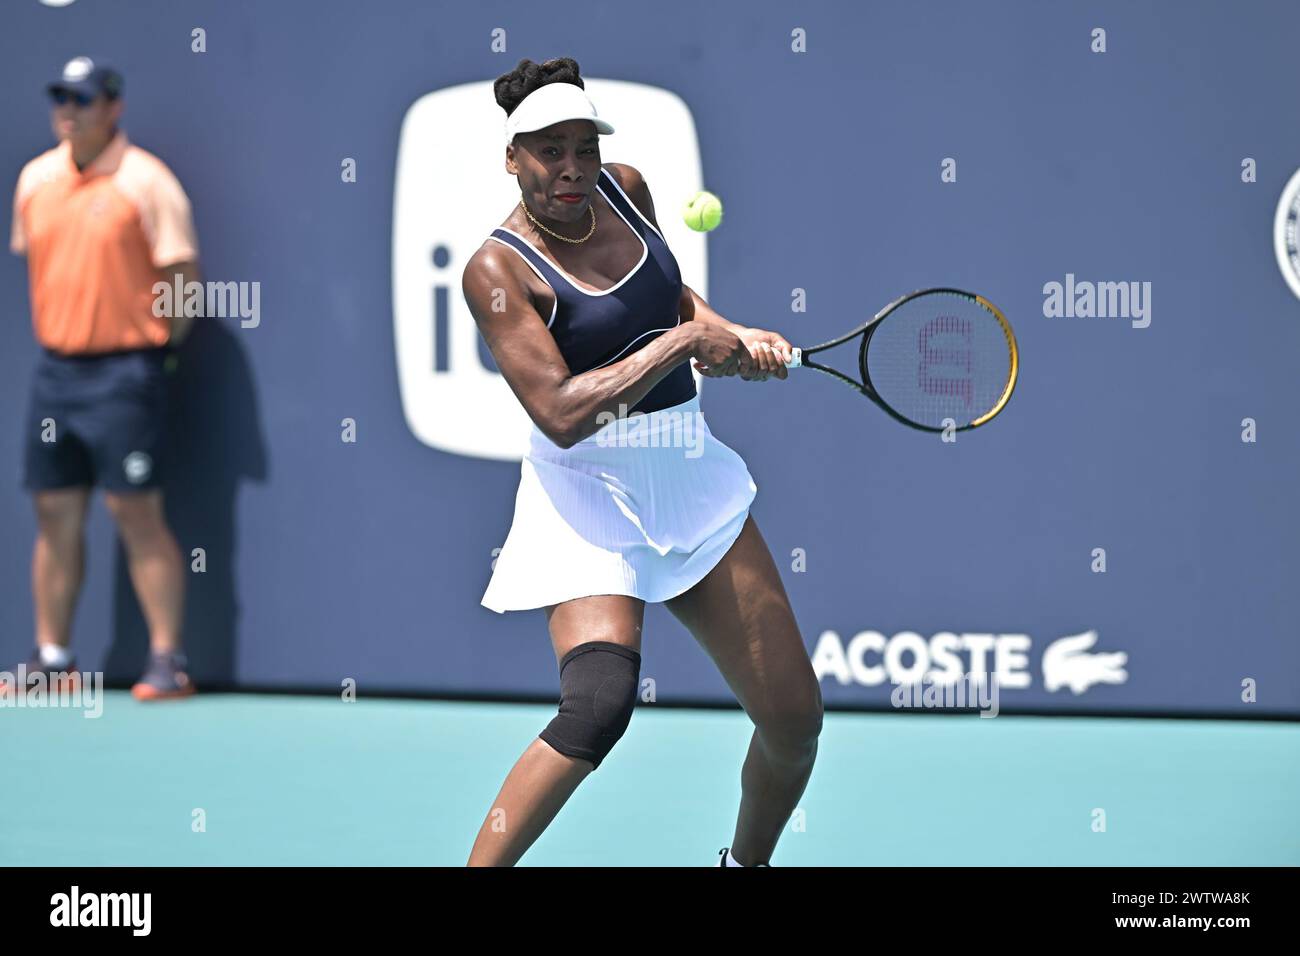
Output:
[{"xmin": 22, "ymin": 347, "xmax": 170, "ymax": 493}]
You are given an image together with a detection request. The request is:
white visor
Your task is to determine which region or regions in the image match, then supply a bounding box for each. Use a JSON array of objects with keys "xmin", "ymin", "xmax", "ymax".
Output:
[{"xmin": 504, "ymin": 83, "xmax": 614, "ymax": 148}]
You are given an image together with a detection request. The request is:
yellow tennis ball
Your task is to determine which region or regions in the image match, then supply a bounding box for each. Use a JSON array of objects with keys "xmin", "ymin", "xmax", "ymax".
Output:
[{"xmin": 683, "ymin": 190, "xmax": 723, "ymax": 232}]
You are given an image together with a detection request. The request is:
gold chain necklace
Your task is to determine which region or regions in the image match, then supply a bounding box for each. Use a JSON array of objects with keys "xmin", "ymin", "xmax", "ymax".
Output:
[{"xmin": 520, "ymin": 197, "xmax": 596, "ymax": 244}]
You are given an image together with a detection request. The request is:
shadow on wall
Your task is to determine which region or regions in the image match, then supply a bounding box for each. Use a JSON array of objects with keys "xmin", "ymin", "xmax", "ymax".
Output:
[{"xmin": 104, "ymin": 319, "xmax": 267, "ymax": 687}]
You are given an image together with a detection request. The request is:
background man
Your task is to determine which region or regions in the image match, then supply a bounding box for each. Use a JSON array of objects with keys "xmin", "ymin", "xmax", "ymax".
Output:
[{"xmin": 7, "ymin": 56, "xmax": 202, "ymax": 700}]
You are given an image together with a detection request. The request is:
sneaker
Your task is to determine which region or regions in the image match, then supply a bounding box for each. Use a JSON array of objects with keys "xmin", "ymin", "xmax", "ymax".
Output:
[
  {"xmin": 131, "ymin": 652, "xmax": 195, "ymax": 701},
  {"xmin": 0, "ymin": 650, "xmax": 81, "ymax": 694},
  {"xmin": 716, "ymin": 847, "xmax": 770, "ymax": 867}
]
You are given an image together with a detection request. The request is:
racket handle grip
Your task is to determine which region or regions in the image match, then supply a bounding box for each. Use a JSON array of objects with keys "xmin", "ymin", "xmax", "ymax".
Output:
[{"xmin": 696, "ymin": 347, "xmax": 802, "ymax": 374}]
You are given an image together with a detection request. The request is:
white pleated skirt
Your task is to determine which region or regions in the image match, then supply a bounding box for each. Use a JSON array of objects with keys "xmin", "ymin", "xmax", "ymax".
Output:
[{"xmin": 482, "ymin": 395, "xmax": 757, "ymax": 613}]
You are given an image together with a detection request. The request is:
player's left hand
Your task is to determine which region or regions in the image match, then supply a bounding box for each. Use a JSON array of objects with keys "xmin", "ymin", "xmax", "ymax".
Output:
[{"xmin": 734, "ymin": 328, "xmax": 792, "ymax": 381}]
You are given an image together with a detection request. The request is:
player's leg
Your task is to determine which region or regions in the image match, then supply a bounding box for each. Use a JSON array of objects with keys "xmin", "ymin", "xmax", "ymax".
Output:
[
  {"xmin": 94, "ymin": 349, "xmax": 192, "ymax": 697},
  {"xmin": 21, "ymin": 352, "xmax": 94, "ymax": 673},
  {"xmin": 32, "ymin": 487, "xmax": 91, "ymax": 650},
  {"xmin": 102, "ymin": 489, "xmax": 185, "ymax": 655},
  {"xmin": 666, "ymin": 515, "xmax": 823, "ymax": 866},
  {"xmin": 467, "ymin": 595, "xmax": 644, "ymax": 866}
]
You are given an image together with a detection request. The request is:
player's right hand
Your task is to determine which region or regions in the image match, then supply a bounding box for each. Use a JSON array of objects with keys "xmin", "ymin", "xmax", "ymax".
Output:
[{"xmin": 688, "ymin": 323, "xmax": 754, "ymax": 378}]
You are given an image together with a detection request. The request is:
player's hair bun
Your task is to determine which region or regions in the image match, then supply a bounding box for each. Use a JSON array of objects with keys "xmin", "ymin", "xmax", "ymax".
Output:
[{"xmin": 494, "ymin": 57, "xmax": 584, "ymax": 116}]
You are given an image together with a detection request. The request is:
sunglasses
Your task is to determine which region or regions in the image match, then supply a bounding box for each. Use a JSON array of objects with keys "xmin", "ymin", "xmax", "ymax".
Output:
[{"xmin": 50, "ymin": 89, "xmax": 96, "ymax": 108}]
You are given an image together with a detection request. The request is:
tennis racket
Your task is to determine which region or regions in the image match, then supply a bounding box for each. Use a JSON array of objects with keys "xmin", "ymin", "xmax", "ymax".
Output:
[{"xmin": 776, "ymin": 288, "xmax": 1018, "ymax": 432}]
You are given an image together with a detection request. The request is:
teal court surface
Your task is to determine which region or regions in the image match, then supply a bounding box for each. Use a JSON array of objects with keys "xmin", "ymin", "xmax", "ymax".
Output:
[{"xmin": 3, "ymin": 692, "xmax": 1297, "ymax": 866}]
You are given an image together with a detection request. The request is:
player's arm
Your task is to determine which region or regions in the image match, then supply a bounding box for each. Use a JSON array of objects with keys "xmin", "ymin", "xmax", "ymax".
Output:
[
  {"xmin": 608, "ymin": 162, "xmax": 788, "ymax": 380},
  {"xmin": 160, "ymin": 260, "xmax": 202, "ymax": 346},
  {"xmin": 462, "ymin": 246, "xmax": 747, "ymax": 448},
  {"xmin": 11, "ymin": 160, "xmax": 37, "ymax": 257},
  {"xmin": 143, "ymin": 160, "xmax": 202, "ymax": 347}
]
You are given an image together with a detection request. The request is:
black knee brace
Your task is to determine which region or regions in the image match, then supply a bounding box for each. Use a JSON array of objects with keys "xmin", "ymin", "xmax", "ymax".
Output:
[{"xmin": 539, "ymin": 641, "xmax": 640, "ymax": 770}]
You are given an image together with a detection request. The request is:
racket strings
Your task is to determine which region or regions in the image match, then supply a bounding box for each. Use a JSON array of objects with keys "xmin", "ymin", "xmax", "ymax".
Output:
[{"xmin": 862, "ymin": 293, "xmax": 1015, "ymax": 429}]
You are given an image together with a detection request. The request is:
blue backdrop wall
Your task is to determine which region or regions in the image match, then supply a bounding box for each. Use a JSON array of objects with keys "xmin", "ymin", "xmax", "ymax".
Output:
[{"xmin": 2, "ymin": 0, "xmax": 1298, "ymax": 716}]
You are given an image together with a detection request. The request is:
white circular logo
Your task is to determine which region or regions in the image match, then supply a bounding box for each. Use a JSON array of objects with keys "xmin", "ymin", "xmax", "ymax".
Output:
[
  {"xmin": 123, "ymin": 452, "xmax": 153, "ymax": 485},
  {"xmin": 62, "ymin": 57, "xmax": 93, "ymax": 82},
  {"xmin": 1274, "ymin": 167, "xmax": 1300, "ymax": 302},
  {"xmin": 41, "ymin": 1, "xmax": 80, "ymax": 8}
]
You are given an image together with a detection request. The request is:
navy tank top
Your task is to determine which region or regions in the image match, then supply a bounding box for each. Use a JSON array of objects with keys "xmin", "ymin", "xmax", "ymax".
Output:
[{"xmin": 487, "ymin": 167, "xmax": 697, "ymax": 414}]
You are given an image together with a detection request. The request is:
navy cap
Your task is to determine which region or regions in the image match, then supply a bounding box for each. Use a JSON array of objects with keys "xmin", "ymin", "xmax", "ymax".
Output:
[{"xmin": 47, "ymin": 56, "xmax": 123, "ymax": 100}]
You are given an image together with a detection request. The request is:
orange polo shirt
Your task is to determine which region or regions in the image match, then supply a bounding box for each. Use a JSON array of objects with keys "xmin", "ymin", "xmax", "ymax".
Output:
[{"xmin": 10, "ymin": 131, "xmax": 199, "ymax": 355}]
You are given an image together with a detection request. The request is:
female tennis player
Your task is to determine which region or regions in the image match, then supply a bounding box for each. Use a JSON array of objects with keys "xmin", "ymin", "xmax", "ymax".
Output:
[{"xmin": 463, "ymin": 58, "xmax": 822, "ymax": 867}]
